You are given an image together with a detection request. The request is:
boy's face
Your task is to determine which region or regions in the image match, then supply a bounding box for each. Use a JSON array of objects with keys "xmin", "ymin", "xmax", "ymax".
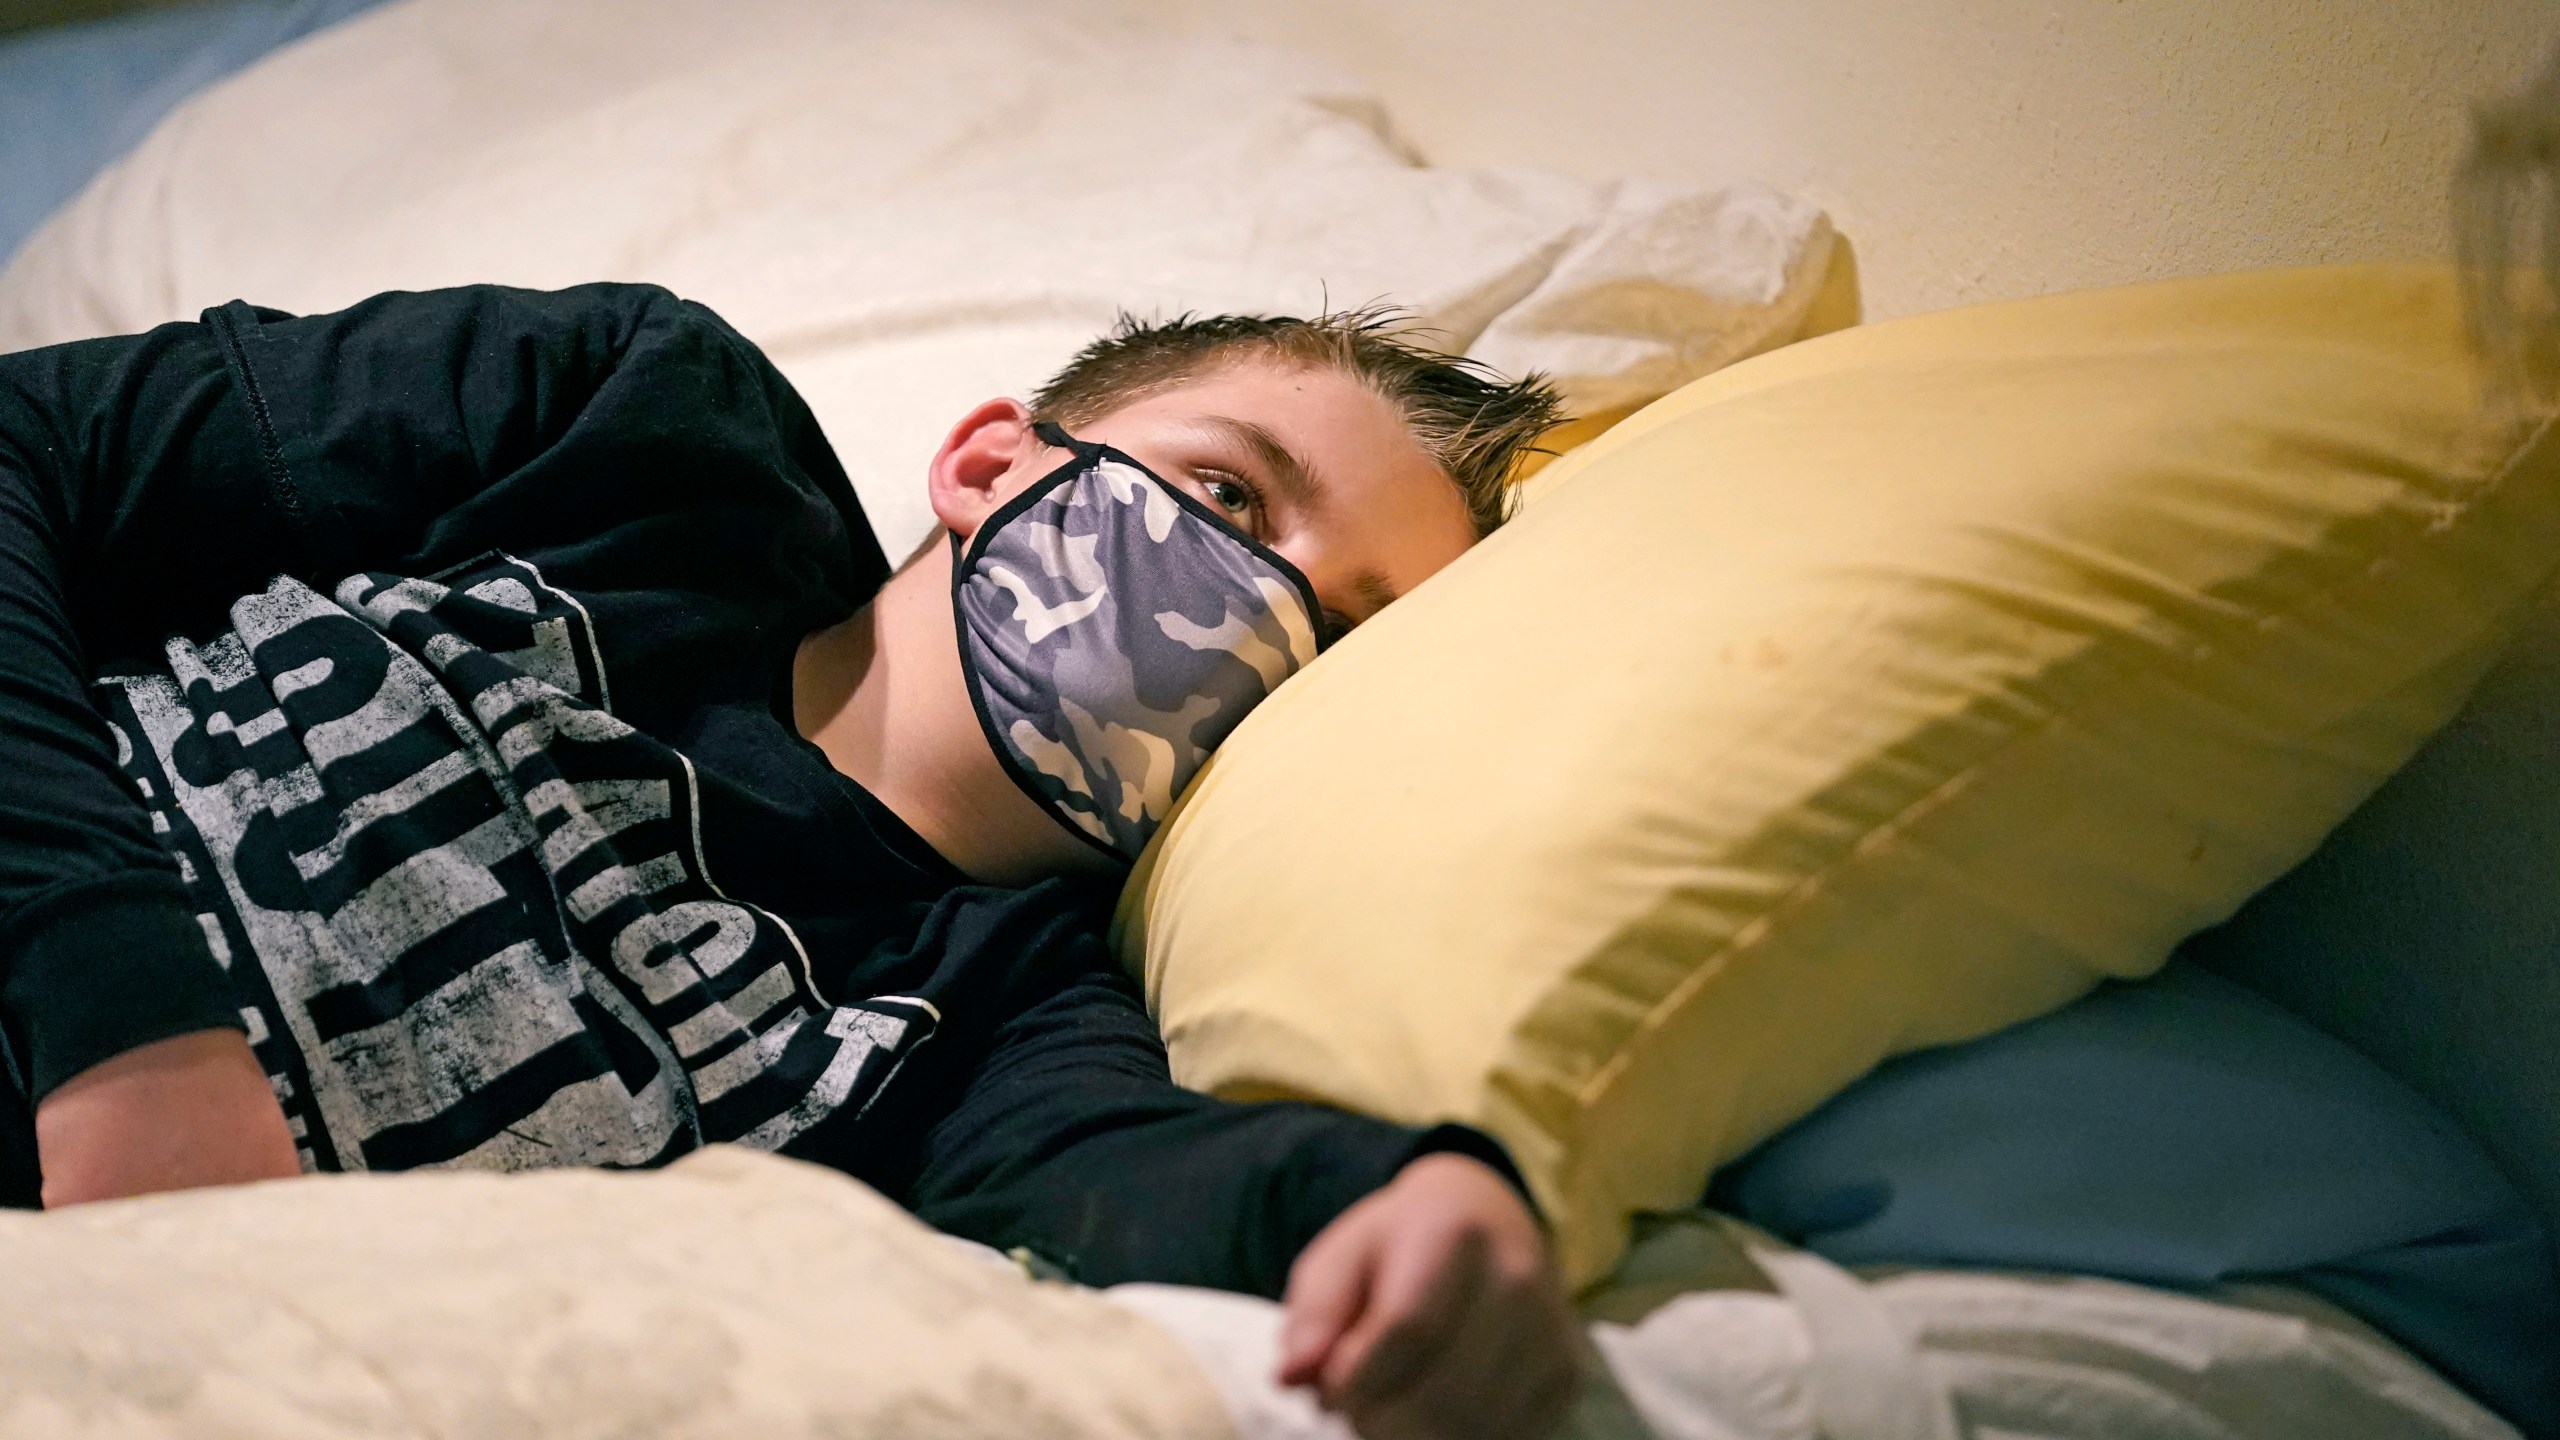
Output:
[{"xmin": 932, "ymin": 360, "xmax": 1481, "ymax": 635}]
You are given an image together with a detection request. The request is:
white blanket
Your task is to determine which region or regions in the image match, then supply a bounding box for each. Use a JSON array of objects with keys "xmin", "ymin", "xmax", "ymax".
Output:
[
  {"xmin": 0, "ymin": 1150, "xmax": 2517, "ymax": 1440},
  {"xmin": 0, "ymin": 0, "xmax": 1836, "ymax": 556},
  {"xmin": 1111, "ymin": 1215, "xmax": 2525, "ymax": 1440},
  {"xmin": 0, "ymin": 1149, "xmax": 1227, "ymax": 1440}
]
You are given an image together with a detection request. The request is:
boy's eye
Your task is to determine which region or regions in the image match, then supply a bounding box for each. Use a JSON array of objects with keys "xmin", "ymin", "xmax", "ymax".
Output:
[{"xmin": 1203, "ymin": 477, "xmax": 1254, "ymax": 516}]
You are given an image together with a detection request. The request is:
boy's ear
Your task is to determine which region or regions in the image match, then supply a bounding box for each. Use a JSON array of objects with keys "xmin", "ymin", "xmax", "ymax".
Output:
[{"xmin": 927, "ymin": 397, "xmax": 1041, "ymax": 542}]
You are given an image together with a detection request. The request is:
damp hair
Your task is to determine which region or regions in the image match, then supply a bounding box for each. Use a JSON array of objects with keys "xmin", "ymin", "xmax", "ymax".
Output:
[{"xmin": 1029, "ymin": 306, "xmax": 1567, "ymax": 537}]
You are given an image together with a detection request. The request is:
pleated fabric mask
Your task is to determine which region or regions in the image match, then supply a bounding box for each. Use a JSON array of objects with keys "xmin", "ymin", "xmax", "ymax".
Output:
[{"xmin": 953, "ymin": 422, "xmax": 1328, "ymax": 860}]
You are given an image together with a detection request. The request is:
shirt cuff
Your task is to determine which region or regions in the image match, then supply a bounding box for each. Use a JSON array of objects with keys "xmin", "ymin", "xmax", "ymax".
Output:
[
  {"xmin": 0, "ymin": 872, "xmax": 245, "ymax": 1104},
  {"xmin": 1408, "ymin": 1121, "xmax": 1544, "ymax": 1221}
]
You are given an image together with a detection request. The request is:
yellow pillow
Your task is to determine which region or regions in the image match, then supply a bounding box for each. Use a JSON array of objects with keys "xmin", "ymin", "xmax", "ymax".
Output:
[{"xmin": 1114, "ymin": 266, "xmax": 2560, "ymax": 1286}]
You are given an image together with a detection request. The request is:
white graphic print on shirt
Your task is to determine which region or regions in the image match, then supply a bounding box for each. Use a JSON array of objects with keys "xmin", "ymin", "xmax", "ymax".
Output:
[{"xmin": 94, "ymin": 554, "xmax": 934, "ymax": 1174}]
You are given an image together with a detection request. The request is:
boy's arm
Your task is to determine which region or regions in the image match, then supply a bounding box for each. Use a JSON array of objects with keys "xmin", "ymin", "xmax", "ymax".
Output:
[
  {"xmin": 892, "ymin": 968, "xmax": 1579, "ymax": 1440},
  {"xmin": 1, "ymin": 284, "xmax": 878, "ymax": 1199},
  {"xmin": 0, "ymin": 318, "xmax": 294, "ymax": 1148}
]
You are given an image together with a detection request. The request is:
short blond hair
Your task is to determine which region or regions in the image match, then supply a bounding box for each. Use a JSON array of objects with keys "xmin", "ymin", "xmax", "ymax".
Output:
[{"xmin": 1030, "ymin": 307, "xmax": 1566, "ymax": 537}]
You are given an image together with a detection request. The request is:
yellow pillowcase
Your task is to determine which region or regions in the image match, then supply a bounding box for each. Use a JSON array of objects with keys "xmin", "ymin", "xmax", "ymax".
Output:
[{"xmin": 1114, "ymin": 266, "xmax": 2560, "ymax": 1286}]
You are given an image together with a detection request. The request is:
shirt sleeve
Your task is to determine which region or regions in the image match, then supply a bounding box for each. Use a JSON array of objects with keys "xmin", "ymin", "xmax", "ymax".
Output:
[
  {"xmin": 0, "ymin": 283, "xmax": 880, "ymax": 1107},
  {"xmin": 0, "ymin": 317, "xmax": 287, "ymax": 1105},
  {"xmin": 887, "ymin": 961, "xmax": 1527, "ymax": 1299}
]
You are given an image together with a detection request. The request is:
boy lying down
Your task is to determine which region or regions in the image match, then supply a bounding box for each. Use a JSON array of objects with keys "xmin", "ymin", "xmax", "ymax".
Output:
[{"xmin": 0, "ymin": 284, "xmax": 1576, "ymax": 1439}]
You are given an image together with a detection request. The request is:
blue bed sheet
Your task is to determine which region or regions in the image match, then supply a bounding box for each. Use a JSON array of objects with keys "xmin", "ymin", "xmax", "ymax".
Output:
[
  {"xmin": 1714, "ymin": 960, "xmax": 2560, "ymax": 1437},
  {"xmin": 0, "ymin": 0, "xmax": 393, "ymax": 268}
]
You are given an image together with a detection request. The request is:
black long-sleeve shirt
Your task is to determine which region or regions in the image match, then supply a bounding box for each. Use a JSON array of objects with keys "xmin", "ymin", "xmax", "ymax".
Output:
[{"xmin": 0, "ymin": 282, "xmax": 1499, "ymax": 1296}]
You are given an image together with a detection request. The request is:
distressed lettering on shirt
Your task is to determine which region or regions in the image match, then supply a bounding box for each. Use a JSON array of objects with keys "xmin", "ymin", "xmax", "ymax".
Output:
[{"xmin": 95, "ymin": 554, "xmax": 935, "ymax": 1175}]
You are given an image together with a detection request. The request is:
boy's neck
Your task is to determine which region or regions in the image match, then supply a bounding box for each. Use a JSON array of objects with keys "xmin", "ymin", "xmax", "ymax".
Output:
[{"xmin": 792, "ymin": 537, "xmax": 1121, "ymax": 888}]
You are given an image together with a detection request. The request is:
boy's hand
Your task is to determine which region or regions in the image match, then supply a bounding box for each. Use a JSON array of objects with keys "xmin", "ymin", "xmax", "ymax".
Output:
[
  {"xmin": 35, "ymin": 1029, "xmax": 302, "ymax": 1207},
  {"xmin": 1278, "ymin": 1151, "xmax": 1579, "ymax": 1440}
]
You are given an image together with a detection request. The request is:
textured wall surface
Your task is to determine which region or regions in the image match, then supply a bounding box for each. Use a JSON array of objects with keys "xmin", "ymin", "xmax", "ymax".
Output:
[
  {"xmin": 1105, "ymin": 0, "xmax": 2558, "ymax": 319},
  {"xmin": 1, "ymin": 0, "xmax": 208, "ymax": 38}
]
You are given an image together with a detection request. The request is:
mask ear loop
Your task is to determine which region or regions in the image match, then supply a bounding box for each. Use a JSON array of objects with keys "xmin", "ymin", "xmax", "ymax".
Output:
[
  {"xmin": 1031, "ymin": 419, "xmax": 1096, "ymax": 455},
  {"xmin": 948, "ymin": 421, "xmax": 1097, "ymax": 571}
]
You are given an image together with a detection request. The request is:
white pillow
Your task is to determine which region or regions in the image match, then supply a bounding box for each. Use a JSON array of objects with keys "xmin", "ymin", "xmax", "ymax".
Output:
[{"xmin": 0, "ymin": 0, "xmax": 1836, "ymax": 555}]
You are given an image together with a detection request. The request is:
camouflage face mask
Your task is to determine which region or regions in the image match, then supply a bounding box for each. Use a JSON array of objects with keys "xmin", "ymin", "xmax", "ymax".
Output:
[{"xmin": 953, "ymin": 422, "xmax": 1329, "ymax": 861}]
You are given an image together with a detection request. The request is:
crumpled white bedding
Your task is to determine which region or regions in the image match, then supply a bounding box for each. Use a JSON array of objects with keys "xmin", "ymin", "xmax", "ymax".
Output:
[
  {"xmin": 1108, "ymin": 1216, "xmax": 2525, "ymax": 1440},
  {"xmin": 0, "ymin": 0, "xmax": 1836, "ymax": 557},
  {"xmin": 0, "ymin": 1149, "xmax": 2515, "ymax": 1440},
  {"xmin": 0, "ymin": 1148, "xmax": 1228, "ymax": 1440}
]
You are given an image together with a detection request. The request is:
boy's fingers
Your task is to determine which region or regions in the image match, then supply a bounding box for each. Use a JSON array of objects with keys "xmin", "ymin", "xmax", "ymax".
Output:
[
  {"xmin": 1379, "ymin": 1349, "xmax": 1577, "ymax": 1440},
  {"xmin": 1350, "ymin": 1239, "xmax": 1580, "ymax": 1440},
  {"xmin": 1286, "ymin": 1152, "xmax": 1574, "ymax": 1437},
  {"xmin": 1322, "ymin": 1225, "xmax": 1487, "ymax": 1410},
  {"xmin": 1277, "ymin": 1205, "xmax": 1383, "ymax": 1387},
  {"xmin": 1358, "ymin": 1286, "xmax": 1551, "ymax": 1440}
]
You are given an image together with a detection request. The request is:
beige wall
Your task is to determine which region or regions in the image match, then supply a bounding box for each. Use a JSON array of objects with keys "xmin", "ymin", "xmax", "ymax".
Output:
[
  {"xmin": 1104, "ymin": 0, "xmax": 2558, "ymax": 319},
  {"xmin": 2, "ymin": 0, "xmax": 210, "ymax": 38}
]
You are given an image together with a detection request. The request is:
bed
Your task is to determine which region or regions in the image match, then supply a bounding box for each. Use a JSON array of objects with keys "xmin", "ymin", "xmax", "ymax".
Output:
[{"xmin": 0, "ymin": 4, "xmax": 2550, "ymax": 1439}]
